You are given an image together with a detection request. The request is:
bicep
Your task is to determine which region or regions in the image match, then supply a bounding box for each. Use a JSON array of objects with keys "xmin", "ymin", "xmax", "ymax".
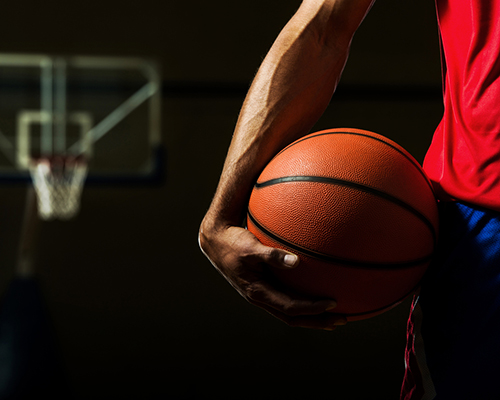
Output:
[{"xmin": 296, "ymin": 0, "xmax": 376, "ymax": 49}]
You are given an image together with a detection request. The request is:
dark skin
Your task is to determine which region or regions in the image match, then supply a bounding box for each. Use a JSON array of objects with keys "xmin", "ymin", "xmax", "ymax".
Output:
[{"xmin": 199, "ymin": 0, "xmax": 376, "ymax": 330}]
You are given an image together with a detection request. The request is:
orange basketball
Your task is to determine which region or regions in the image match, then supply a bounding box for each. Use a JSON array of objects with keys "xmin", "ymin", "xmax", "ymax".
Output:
[{"xmin": 247, "ymin": 128, "xmax": 439, "ymax": 321}]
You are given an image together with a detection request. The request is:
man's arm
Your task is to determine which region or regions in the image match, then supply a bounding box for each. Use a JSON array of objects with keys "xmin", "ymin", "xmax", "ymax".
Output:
[{"xmin": 199, "ymin": 0, "xmax": 375, "ymax": 330}]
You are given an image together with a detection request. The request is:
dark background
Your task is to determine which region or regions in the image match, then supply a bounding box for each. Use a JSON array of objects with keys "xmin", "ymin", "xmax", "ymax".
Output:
[{"xmin": 0, "ymin": 1, "xmax": 443, "ymax": 399}]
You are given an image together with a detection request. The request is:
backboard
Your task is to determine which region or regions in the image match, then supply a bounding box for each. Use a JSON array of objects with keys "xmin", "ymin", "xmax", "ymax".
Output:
[{"xmin": 0, "ymin": 53, "xmax": 162, "ymax": 185}]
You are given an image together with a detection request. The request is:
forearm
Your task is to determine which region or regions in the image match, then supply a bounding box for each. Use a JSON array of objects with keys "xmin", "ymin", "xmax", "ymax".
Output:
[{"xmin": 202, "ymin": 0, "xmax": 374, "ymax": 233}]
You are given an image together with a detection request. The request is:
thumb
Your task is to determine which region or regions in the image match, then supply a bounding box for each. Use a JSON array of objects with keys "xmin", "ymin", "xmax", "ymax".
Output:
[
  {"xmin": 282, "ymin": 252, "xmax": 300, "ymax": 268},
  {"xmin": 260, "ymin": 246, "xmax": 300, "ymax": 270}
]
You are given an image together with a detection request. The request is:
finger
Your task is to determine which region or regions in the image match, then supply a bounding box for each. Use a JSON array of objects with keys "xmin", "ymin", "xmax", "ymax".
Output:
[
  {"xmin": 258, "ymin": 302, "xmax": 348, "ymax": 330},
  {"xmin": 244, "ymin": 278, "xmax": 337, "ymax": 317}
]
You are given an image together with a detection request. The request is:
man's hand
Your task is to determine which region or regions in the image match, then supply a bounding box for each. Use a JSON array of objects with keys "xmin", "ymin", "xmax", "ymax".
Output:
[{"xmin": 199, "ymin": 222, "xmax": 347, "ymax": 330}]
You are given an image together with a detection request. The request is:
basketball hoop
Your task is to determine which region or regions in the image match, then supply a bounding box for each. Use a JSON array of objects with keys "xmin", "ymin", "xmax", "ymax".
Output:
[{"xmin": 28, "ymin": 156, "xmax": 88, "ymax": 220}]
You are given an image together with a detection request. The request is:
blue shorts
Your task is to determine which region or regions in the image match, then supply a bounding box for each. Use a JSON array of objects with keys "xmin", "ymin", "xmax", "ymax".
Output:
[{"xmin": 402, "ymin": 201, "xmax": 500, "ymax": 399}]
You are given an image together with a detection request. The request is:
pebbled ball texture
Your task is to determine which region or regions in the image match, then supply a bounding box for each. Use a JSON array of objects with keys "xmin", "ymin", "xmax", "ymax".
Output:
[{"xmin": 247, "ymin": 128, "xmax": 439, "ymax": 320}]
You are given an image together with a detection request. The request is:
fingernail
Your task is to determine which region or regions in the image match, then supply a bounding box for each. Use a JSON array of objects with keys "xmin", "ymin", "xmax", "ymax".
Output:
[
  {"xmin": 326, "ymin": 302, "xmax": 338, "ymax": 312},
  {"xmin": 334, "ymin": 318, "xmax": 348, "ymax": 326},
  {"xmin": 283, "ymin": 254, "xmax": 298, "ymax": 267}
]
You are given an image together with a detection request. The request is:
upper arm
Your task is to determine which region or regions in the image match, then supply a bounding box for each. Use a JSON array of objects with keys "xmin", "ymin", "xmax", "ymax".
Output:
[{"xmin": 295, "ymin": 0, "xmax": 376, "ymax": 50}]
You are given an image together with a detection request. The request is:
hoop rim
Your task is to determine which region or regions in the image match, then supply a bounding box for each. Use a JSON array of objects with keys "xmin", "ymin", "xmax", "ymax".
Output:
[{"xmin": 28, "ymin": 154, "xmax": 88, "ymax": 165}]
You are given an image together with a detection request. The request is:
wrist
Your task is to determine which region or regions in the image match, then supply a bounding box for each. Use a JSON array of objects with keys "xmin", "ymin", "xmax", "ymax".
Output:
[{"xmin": 199, "ymin": 210, "xmax": 232, "ymax": 249}]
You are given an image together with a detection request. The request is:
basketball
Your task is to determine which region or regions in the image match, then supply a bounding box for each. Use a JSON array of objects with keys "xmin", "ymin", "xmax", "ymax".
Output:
[{"xmin": 247, "ymin": 128, "xmax": 439, "ymax": 321}]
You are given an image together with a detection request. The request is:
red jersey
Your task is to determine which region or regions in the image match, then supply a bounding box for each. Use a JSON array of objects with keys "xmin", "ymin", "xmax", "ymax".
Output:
[
  {"xmin": 423, "ymin": 0, "xmax": 500, "ymax": 212},
  {"xmin": 402, "ymin": 2, "xmax": 500, "ymax": 399}
]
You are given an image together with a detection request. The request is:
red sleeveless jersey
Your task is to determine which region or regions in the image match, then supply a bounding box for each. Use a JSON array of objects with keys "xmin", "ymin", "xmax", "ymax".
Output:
[{"xmin": 423, "ymin": 0, "xmax": 500, "ymax": 212}]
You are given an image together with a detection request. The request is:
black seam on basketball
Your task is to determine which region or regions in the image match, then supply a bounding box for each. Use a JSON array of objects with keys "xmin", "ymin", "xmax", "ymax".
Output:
[
  {"xmin": 275, "ymin": 129, "xmax": 434, "ymax": 194},
  {"xmin": 247, "ymin": 210, "xmax": 433, "ymax": 269},
  {"xmin": 255, "ymin": 175, "xmax": 437, "ymax": 247}
]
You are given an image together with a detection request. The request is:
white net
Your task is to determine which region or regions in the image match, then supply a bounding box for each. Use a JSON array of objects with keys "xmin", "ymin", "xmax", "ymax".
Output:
[{"xmin": 29, "ymin": 157, "xmax": 88, "ymax": 220}]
